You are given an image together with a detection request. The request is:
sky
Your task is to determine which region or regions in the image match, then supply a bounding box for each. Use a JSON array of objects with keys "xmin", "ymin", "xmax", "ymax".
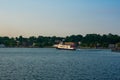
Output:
[{"xmin": 0, "ymin": 0, "xmax": 120, "ymax": 37}]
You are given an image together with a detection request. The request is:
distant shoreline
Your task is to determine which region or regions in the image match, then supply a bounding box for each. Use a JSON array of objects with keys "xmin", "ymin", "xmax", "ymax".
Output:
[
  {"xmin": 0, "ymin": 46, "xmax": 109, "ymax": 49},
  {"xmin": 0, "ymin": 33, "xmax": 120, "ymax": 50}
]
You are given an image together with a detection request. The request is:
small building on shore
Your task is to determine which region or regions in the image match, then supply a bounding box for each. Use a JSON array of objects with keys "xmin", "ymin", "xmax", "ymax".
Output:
[
  {"xmin": 112, "ymin": 43, "xmax": 120, "ymax": 52},
  {"xmin": 108, "ymin": 44, "xmax": 115, "ymax": 49},
  {"xmin": 0, "ymin": 44, "xmax": 5, "ymax": 48}
]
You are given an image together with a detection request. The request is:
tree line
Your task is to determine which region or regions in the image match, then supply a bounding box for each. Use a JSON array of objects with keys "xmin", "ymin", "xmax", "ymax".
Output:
[{"xmin": 0, "ymin": 33, "xmax": 120, "ymax": 48}]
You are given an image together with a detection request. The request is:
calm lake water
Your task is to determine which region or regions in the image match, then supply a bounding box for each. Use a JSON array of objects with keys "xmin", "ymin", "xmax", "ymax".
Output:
[{"xmin": 0, "ymin": 48, "xmax": 120, "ymax": 80}]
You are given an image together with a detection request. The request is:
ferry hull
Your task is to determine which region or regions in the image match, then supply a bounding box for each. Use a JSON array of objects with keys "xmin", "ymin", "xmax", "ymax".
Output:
[{"xmin": 56, "ymin": 47, "xmax": 76, "ymax": 50}]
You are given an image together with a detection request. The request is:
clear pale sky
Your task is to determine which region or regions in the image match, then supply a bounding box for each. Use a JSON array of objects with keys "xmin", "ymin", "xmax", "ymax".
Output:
[{"xmin": 0, "ymin": 0, "xmax": 120, "ymax": 37}]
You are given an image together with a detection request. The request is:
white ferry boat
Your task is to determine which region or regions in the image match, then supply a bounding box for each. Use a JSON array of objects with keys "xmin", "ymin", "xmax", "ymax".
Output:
[{"xmin": 55, "ymin": 42, "xmax": 76, "ymax": 50}]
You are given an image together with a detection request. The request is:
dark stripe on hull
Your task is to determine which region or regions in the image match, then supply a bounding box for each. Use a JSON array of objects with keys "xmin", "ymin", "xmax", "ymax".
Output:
[{"xmin": 56, "ymin": 48, "xmax": 76, "ymax": 50}]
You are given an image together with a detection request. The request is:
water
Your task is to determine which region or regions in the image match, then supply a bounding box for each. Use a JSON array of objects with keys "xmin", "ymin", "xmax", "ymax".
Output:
[{"xmin": 0, "ymin": 48, "xmax": 120, "ymax": 80}]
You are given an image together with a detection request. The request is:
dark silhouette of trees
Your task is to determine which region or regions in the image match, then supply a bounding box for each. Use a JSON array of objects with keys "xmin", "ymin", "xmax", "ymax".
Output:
[
  {"xmin": 0, "ymin": 33, "xmax": 120, "ymax": 48},
  {"xmin": 81, "ymin": 34, "xmax": 101, "ymax": 47}
]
